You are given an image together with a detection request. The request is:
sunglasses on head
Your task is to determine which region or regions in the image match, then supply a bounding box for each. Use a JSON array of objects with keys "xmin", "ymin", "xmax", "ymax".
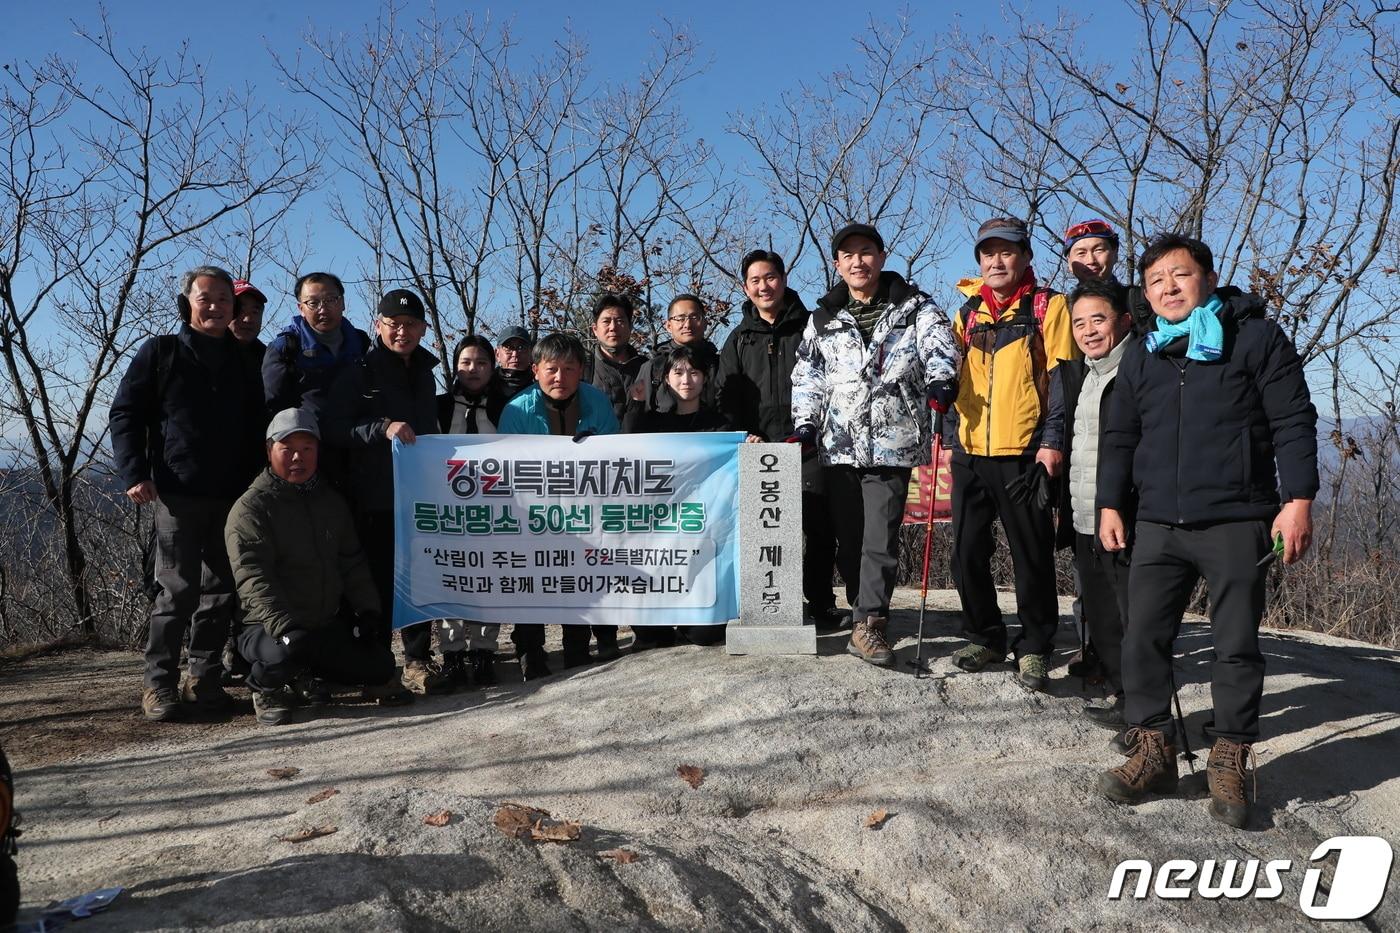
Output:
[{"xmin": 1064, "ymin": 219, "xmax": 1116, "ymax": 242}]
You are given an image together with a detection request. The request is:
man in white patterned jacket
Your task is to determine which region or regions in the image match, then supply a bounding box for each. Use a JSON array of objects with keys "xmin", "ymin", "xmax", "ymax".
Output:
[{"xmin": 790, "ymin": 223, "xmax": 960, "ymax": 667}]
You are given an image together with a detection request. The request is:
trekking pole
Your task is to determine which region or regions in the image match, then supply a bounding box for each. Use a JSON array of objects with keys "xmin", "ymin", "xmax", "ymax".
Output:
[
  {"xmin": 1169, "ymin": 663, "xmax": 1198, "ymax": 774},
  {"xmin": 907, "ymin": 413, "xmax": 943, "ymax": 679}
]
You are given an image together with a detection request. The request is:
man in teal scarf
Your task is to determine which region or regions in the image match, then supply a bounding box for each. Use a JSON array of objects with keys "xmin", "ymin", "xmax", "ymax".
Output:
[{"xmin": 1094, "ymin": 234, "xmax": 1318, "ymax": 829}]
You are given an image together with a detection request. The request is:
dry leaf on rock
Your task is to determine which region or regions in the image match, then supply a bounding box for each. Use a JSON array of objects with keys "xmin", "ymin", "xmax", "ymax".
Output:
[
  {"xmin": 599, "ymin": 848, "xmax": 639, "ymax": 863},
  {"xmin": 530, "ymin": 817, "xmax": 581, "ymax": 843},
  {"xmin": 423, "ymin": 809, "xmax": 453, "ymax": 827},
  {"xmin": 266, "ymin": 767, "xmax": 301, "ymax": 780},
  {"xmin": 864, "ymin": 808, "xmax": 891, "ymax": 830},
  {"xmin": 278, "ymin": 824, "xmax": 337, "ymax": 843},
  {"xmin": 306, "ymin": 788, "xmax": 339, "ymax": 805},
  {"xmin": 494, "ymin": 802, "xmax": 549, "ymax": 839},
  {"xmin": 676, "ymin": 764, "xmax": 705, "ymax": 789}
]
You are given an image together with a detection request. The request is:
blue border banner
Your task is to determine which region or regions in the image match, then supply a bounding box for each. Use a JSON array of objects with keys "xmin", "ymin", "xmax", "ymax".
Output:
[{"xmin": 391, "ymin": 433, "xmax": 743, "ymax": 628}]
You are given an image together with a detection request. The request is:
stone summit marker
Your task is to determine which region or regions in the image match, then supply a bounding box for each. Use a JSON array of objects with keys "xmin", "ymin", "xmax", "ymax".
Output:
[{"xmin": 727, "ymin": 442, "xmax": 815, "ymax": 655}]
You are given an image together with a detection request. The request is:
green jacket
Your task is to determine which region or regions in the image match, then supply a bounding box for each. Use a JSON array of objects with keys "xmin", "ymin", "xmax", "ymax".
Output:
[{"xmin": 224, "ymin": 469, "xmax": 379, "ymax": 637}]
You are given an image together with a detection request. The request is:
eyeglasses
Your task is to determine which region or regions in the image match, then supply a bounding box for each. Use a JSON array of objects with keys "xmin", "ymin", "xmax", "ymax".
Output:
[
  {"xmin": 379, "ymin": 319, "xmax": 422, "ymax": 333},
  {"xmin": 299, "ymin": 296, "xmax": 344, "ymax": 311},
  {"xmin": 668, "ymin": 314, "xmax": 705, "ymax": 325},
  {"xmin": 1063, "ymin": 219, "xmax": 1116, "ymax": 242}
]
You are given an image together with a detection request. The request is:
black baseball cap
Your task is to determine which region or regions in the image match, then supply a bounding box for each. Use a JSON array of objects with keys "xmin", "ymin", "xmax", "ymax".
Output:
[
  {"xmin": 498, "ymin": 325, "xmax": 532, "ymax": 347},
  {"xmin": 831, "ymin": 222, "xmax": 885, "ymax": 258},
  {"xmin": 377, "ymin": 288, "xmax": 426, "ymax": 320}
]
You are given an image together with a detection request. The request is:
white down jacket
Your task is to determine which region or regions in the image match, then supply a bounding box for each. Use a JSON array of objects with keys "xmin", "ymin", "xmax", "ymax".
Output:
[{"xmin": 791, "ymin": 271, "xmax": 959, "ymax": 468}]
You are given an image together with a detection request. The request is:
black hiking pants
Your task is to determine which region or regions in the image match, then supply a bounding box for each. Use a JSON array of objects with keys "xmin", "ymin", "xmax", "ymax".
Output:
[
  {"xmin": 144, "ymin": 493, "xmax": 237, "ymax": 689},
  {"xmin": 826, "ymin": 466, "xmax": 913, "ymax": 619},
  {"xmin": 237, "ymin": 622, "xmax": 396, "ymax": 692},
  {"xmin": 357, "ymin": 510, "xmax": 433, "ymax": 663},
  {"xmin": 802, "ymin": 492, "xmax": 839, "ymax": 613},
  {"xmin": 950, "ymin": 452, "xmax": 1058, "ymax": 659},
  {"xmin": 1122, "ymin": 520, "xmax": 1271, "ymax": 744},
  {"xmin": 1074, "ymin": 533, "xmax": 1130, "ymax": 694}
]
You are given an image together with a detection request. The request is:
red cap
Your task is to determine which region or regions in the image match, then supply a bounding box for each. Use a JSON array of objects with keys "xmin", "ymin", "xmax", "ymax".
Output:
[{"xmin": 233, "ymin": 279, "xmax": 267, "ymax": 303}]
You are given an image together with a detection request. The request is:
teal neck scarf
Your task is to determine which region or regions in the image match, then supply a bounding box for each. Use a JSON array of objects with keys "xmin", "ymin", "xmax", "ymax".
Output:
[{"xmin": 1145, "ymin": 294, "xmax": 1224, "ymax": 361}]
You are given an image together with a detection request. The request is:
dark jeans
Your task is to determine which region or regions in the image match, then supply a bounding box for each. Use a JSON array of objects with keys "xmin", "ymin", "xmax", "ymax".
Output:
[
  {"xmin": 802, "ymin": 492, "xmax": 838, "ymax": 612},
  {"xmin": 1074, "ymin": 532, "xmax": 1130, "ymax": 694},
  {"xmin": 950, "ymin": 452, "xmax": 1058, "ymax": 659},
  {"xmin": 826, "ymin": 465, "xmax": 913, "ymax": 619},
  {"xmin": 144, "ymin": 493, "xmax": 237, "ymax": 689},
  {"xmin": 1123, "ymin": 520, "xmax": 1271, "ymax": 744},
  {"xmin": 236, "ymin": 623, "xmax": 396, "ymax": 693},
  {"xmin": 357, "ymin": 510, "xmax": 432, "ymax": 663}
]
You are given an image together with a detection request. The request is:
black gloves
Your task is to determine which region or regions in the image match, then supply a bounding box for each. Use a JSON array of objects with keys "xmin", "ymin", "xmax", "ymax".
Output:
[
  {"xmin": 278, "ymin": 628, "xmax": 314, "ymax": 660},
  {"xmin": 1006, "ymin": 462, "xmax": 1054, "ymax": 511},
  {"xmin": 927, "ymin": 379, "xmax": 957, "ymax": 414},
  {"xmin": 573, "ymin": 429, "xmax": 596, "ymax": 443},
  {"xmin": 784, "ymin": 424, "xmax": 818, "ymax": 455}
]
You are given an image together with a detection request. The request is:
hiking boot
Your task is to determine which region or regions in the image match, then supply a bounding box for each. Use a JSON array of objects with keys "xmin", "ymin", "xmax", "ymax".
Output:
[
  {"xmin": 1017, "ymin": 653, "xmax": 1049, "ymax": 692},
  {"xmin": 141, "ymin": 686, "xmax": 182, "ymax": 722},
  {"xmin": 594, "ymin": 629, "xmax": 622, "ymax": 662},
  {"xmin": 440, "ymin": 650, "xmax": 471, "ymax": 690},
  {"xmin": 292, "ymin": 673, "xmax": 332, "ymax": 706},
  {"xmin": 402, "ymin": 659, "xmax": 449, "ymax": 696},
  {"xmin": 471, "ymin": 649, "xmax": 498, "ymax": 686},
  {"xmin": 805, "ymin": 605, "xmax": 851, "ymax": 632},
  {"xmin": 1206, "ymin": 738, "xmax": 1255, "ymax": 828},
  {"xmin": 952, "ymin": 643, "xmax": 1003, "ymax": 672},
  {"xmin": 253, "ymin": 688, "xmax": 296, "ymax": 726},
  {"xmin": 1098, "ymin": 728, "xmax": 1178, "ymax": 802},
  {"xmin": 520, "ymin": 648, "xmax": 551, "ymax": 681},
  {"xmin": 847, "ymin": 616, "xmax": 895, "ymax": 667},
  {"xmin": 362, "ymin": 675, "xmax": 414, "ymax": 707},
  {"xmin": 181, "ymin": 675, "xmax": 234, "ymax": 712},
  {"xmin": 1110, "ymin": 729, "xmax": 1135, "ymax": 756},
  {"xmin": 1084, "ymin": 695, "xmax": 1126, "ymax": 729}
]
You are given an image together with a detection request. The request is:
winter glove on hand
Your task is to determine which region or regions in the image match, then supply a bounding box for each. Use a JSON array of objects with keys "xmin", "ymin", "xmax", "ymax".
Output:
[
  {"xmin": 279, "ymin": 628, "xmax": 314, "ymax": 660},
  {"xmin": 784, "ymin": 424, "xmax": 818, "ymax": 455},
  {"xmin": 927, "ymin": 380, "xmax": 956, "ymax": 414},
  {"xmin": 1029, "ymin": 462, "xmax": 1054, "ymax": 511}
]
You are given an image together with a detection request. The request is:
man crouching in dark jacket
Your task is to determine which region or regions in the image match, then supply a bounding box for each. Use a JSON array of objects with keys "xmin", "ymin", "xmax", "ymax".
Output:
[
  {"xmin": 1095, "ymin": 234, "xmax": 1318, "ymax": 829},
  {"xmin": 225, "ymin": 409, "xmax": 396, "ymax": 726}
]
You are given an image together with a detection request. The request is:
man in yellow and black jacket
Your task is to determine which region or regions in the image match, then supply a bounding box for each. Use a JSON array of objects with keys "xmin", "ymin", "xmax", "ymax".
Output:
[{"xmin": 947, "ymin": 217, "xmax": 1077, "ymax": 690}]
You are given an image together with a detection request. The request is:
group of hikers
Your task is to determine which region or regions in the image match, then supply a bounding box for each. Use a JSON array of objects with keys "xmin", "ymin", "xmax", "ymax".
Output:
[{"xmin": 110, "ymin": 215, "xmax": 1317, "ymax": 830}]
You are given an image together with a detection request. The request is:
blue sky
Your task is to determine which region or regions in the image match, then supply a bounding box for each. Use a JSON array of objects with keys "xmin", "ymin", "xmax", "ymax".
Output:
[{"xmin": 5, "ymin": 0, "xmax": 1136, "ymax": 329}]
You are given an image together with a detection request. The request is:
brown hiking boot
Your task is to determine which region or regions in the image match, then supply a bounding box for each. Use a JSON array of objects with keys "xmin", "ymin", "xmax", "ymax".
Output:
[
  {"xmin": 141, "ymin": 686, "xmax": 182, "ymax": 722},
  {"xmin": 847, "ymin": 616, "xmax": 895, "ymax": 667},
  {"xmin": 1097, "ymin": 728, "xmax": 1178, "ymax": 802},
  {"xmin": 401, "ymin": 660, "xmax": 448, "ymax": 696},
  {"xmin": 1206, "ymin": 738, "xmax": 1255, "ymax": 828},
  {"xmin": 180, "ymin": 676, "xmax": 233, "ymax": 711}
]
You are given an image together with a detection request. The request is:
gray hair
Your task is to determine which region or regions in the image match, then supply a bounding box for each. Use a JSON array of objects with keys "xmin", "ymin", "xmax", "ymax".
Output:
[{"xmin": 179, "ymin": 265, "xmax": 236, "ymax": 297}]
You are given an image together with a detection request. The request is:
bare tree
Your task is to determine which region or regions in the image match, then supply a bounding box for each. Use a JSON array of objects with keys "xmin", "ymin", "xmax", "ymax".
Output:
[
  {"xmin": 0, "ymin": 15, "xmax": 317, "ymax": 640},
  {"xmin": 730, "ymin": 14, "xmax": 955, "ymax": 293}
]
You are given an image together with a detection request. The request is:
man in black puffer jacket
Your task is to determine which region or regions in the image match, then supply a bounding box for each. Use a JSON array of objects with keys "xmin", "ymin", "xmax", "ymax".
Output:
[
  {"xmin": 110, "ymin": 265, "xmax": 267, "ymax": 722},
  {"xmin": 715, "ymin": 249, "xmax": 841, "ymax": 628},
  {"xmin": 1095, "ymin": 234, "xmax": 1318, "ymax": 830},
  {"xmin": 319, "ymin": 288, "xmax": 444, "ymax": 701}
]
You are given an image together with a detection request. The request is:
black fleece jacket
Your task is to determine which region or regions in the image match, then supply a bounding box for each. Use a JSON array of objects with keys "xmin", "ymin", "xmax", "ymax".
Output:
[
  {"xmin": 1097, "ymin": 288, "xmax": 1318, "ymax": 525},
  {"xmin": 714, "ymin": 289, "xmax": 810, "ymax": 443}
]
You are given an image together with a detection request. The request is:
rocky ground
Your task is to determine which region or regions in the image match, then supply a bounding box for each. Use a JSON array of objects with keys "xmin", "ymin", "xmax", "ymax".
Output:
[{"xmin": 3, "ymin": 589, "xmax": 1397, "ymax": 931}]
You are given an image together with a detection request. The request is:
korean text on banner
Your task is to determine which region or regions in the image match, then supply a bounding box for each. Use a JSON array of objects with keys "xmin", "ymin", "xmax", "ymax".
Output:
[{"xmin": 391, "ymin": 433, "xmax": 744, "ymax": 628}]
